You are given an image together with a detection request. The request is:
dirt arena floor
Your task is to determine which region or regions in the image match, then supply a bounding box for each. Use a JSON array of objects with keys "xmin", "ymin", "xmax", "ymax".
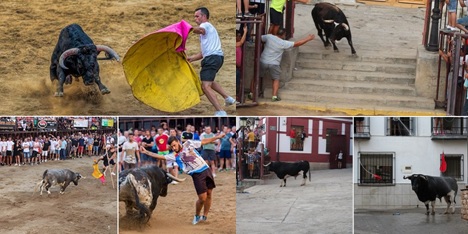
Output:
[
  {"xmin": 0, "ymin": 157, "xmax": 117, "ymax": 234},
  {"xmin": 0, "ymin": 0, "xmax": 235, "ymax": 115},
  {"xmin": 119, "ymin": 168, "xmax": 236, "ymax": 234}
]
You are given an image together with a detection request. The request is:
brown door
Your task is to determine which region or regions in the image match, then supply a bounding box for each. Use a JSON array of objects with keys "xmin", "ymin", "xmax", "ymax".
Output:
[{"xmin": 329, "ymin": 134, "xmax": 347, "ymax": 169}]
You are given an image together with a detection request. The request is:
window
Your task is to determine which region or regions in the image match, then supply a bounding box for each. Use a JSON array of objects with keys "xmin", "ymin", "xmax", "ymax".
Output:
[
  {"xmin": 442, "ymin": 154, "xmax": 464, "ymax": 181},
  {"xmin": 359, "ymin": 153, "xmax": 395, "ymax": 185},
  {"xmin": 326, "ymin": 129, "xmax": 338, "ymax": 152},
  {"xmin": 290, "ymin": 125, "xmax": 305, "ymax": 151},
  {"xmin": 387, "ymin": 117, "xmax": 413, "ymax": 136}
]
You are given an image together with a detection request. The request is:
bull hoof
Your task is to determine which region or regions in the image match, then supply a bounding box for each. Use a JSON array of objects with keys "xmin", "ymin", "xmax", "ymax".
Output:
[
  {"xmin": 47, "ymin": 191, "xmax": 51, "ymax": 195},
  {"xmin": 54, "ymin": 92, "xmax": 64, "ymax": 97},
  {"xmin": 100, "ymin": 89, "xmax": 111, "ymax": 95},
  {"xmin": 351, "ymin": 53, "xmax": 358, "ymax": 57},
  {"xmin": 300, "ymin": 184, "xmax": 305, "ymax": 186}
]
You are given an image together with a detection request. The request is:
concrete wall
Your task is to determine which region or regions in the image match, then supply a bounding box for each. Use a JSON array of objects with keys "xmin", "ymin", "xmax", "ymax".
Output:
[
  {"xmin": 354, "ymin": 117, "xmax": 468, "ymax": 209},
  {"xmin": 415, "ymin": 45, "xmax": 446, "ymax": 101}
]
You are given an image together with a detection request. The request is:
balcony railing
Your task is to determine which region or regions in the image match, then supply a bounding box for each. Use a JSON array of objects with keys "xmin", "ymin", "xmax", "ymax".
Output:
[
  {"xmin": 355, "ymin": 125, "xmax": 371, "ymax": 139},
  {"xmin": 431, "ymin": 117, "xmax": 468, "ymax": 140}
]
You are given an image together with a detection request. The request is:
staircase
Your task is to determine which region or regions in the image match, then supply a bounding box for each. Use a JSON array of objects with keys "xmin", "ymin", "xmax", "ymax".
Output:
[{"xmin": 259, "ymin": 3, "xmax": 440, "ymax": 114}]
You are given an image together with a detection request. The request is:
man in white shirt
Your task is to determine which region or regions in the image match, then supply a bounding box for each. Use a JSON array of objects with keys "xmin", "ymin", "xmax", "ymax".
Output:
[
  {"xmin": 188, "ymin": 7, "xmax": 235, "ymax": 117},
  {"xmin": 260, "ymin": 29, "xmax": 314, "ymax": 101},
  {"xmin": 121, "ymin": 132, "xmax": 140, "ymax": 169}
]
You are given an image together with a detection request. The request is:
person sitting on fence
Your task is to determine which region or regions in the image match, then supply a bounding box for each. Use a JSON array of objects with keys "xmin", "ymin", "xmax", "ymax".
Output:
[
  {"xmin": 456, "ymin": 0, "xmax": 468, "ymax": 32},
  {"xmin": 442, "ymin": 0, "xmax": 458, "ymax": 31}
]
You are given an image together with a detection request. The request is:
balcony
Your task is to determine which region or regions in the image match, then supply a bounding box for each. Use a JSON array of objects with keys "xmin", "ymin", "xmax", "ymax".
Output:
[{"xmin": 431, "ymin": 117, "xmax": 468, "ymax": 140}]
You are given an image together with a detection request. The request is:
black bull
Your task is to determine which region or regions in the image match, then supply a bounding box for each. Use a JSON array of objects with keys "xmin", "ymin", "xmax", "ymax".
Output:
[
  {"xmin": 403, "ymin": 174, "xmax": 458, "ymax": 215},
  {"xmin": 50, "ymin": 23, "xmax": 120, "ymax": 97},
  {"xmin": 264, "ymin": 161, "xmax": 311, "ymax": 187},
  {"xmin": 312, "ymin": 2, "xmax": 356, "ymax": 55},
  {"xmin": 119, "ymin": 165, "xmax": 186, "ymax": 223}
]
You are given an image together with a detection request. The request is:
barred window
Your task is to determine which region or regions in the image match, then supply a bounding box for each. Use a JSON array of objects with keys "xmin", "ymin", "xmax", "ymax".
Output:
[
  {"xmin": 442, "ymin": 154, "xmax": 464, "ymax": 181},
  {"xmin": 359, "ymin": 153, "xmax": 395, "ymax": 185}
]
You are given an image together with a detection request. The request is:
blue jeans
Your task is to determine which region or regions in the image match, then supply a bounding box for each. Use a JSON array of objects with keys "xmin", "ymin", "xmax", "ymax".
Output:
[
  {"xmin": 60, "ymin": 149, "xmax": 67, "ymax": 160},
  {"xmin": 93, "ymin": 146, "xmax": 99, "ymax": 154},
  {"xmin": 457, "ymin": 16, "xmax": 468, "ymax": 26}
]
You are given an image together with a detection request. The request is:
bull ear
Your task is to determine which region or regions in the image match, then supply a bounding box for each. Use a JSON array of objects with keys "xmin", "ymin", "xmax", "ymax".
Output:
[{"xmin": 342, "ymin": 23, "xmax": 349, "ymax": 31}]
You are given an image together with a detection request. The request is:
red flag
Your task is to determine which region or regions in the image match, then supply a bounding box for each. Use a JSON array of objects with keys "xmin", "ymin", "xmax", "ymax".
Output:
[
  {"xmin": 373, "ymin": 174, "xmax": 382, "ymax": 181},
  {"xmin": 440, "ymin": 152, "xmax": 447, "ymax": 173}
]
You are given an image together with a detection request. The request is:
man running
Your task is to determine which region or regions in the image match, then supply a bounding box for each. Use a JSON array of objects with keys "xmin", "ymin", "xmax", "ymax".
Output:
[
  {"xmin": 188, "ymin": 7, "xmax": 235, "ymax": 116},
  {"xmin": 140, "ymin": 131, "xmax": 225, "ymax": 225}
]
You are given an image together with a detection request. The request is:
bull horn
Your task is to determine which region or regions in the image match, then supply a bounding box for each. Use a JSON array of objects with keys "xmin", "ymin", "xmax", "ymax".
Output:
[
  {"xmin": 323, "ymin": 19, "xmax": 334, "ymax": 23},
  {"xmin": 96, "ymin": 45, "xmax": 120, "ymax": 62},
  {"xmin": 419, "ymin": 175, "xmax": 428, "ymax": 181},
  {"xmin": 342, "ymin": 23, "xmax": 349, "ymax": 31},
  {"xmin": 166, "ymin": 173, "xmax": 186, "ymax": 182},
  {"xmin": 59, "ymin": 48, "xmax": 80, "ymax": 69},
  {"xmin": 263, "ymin": 162, "xmax": 271, "ymax": 167}
]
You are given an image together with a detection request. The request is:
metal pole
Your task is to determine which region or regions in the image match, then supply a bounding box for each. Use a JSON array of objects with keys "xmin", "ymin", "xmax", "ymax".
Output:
[{"xmin": 427, "ymin": 0, "xmax": 441, "ymax": 51}]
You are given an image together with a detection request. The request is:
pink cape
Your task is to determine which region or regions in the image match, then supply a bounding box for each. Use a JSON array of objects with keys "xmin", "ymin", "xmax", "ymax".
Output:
[{"xmin": 156, "ymin": 20, "xmax": 193, "ymax": 52}]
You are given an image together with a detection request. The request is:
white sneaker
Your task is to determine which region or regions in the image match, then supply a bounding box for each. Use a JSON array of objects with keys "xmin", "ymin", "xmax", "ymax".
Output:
[
  {"xmin": 225, "ymin": 96, "xmax": 236, "ymax": 106},
  {"xmin": 14, "ymin": 164, "xmax": 17, "ymax": 166},
  {"xmin": 171, "ymin": 181, "xmax": 179, "ymax": 185},
  {"xmin": 111, "ymin": 172, "xmax": 116, "ymax": 176},
  {"xmin": 214, "ymin": 111, "xmax": 227, "ymax": 116},
  {"xmin": 45, "ymin": 159, "xmax": 47, "ymax": 162},
  {"xmin": 213, "ymin": 173, "xmax": 216, "ymax": 178}
]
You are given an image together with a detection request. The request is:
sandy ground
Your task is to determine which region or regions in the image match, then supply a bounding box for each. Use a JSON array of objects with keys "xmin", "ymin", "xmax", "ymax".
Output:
[
  {"xmin": 0, "ymin": 0, "xmax": 235, "ymax": 115},
  {"xmin": 0, "ymin": 157, "xmax": 117, "ymax": 234},
  {"xmin": 119, "ymin": 168, "xmax": 236, "ymax": 234}
]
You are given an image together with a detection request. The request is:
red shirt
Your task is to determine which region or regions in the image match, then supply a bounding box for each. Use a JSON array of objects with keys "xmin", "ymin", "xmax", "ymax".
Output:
[
  {"xmin": 156, "ymin": 134, "xmax": 169, "ymax": 151},
  {"xmin": 290, "ymin": 129, "xmax": 295, "ymax": 138}
]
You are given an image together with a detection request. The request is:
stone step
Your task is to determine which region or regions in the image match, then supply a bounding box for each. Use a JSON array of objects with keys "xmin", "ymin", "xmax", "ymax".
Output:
[
  {"xmin": 264, "ymin": 90, "xmax": 434, "ymax": 110},
  {"xmin": 297, "ymin": 51, "xmax": 417, "ymax": 65},
  {"xmin": 293, "ymin": 68, "xmax": 415, "ymax": 85},
  {"xmin": 285, "ymin": 79, "xmax": 416, "ymax": 96},
  {"xmin": 295, "ymin": 60, "xmax": 416, "ymax": 74}
]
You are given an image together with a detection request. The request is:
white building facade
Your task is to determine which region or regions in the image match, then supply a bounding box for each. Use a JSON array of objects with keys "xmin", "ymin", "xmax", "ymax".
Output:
[{"xmin": 354, "ymin": 117, "xmax": 468, "ymax": 209}]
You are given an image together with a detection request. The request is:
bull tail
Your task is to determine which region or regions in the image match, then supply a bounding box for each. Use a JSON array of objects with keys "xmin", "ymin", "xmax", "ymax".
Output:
[
  {"xmin": 42, "ymin": 169, "xmax": 48, "ymax": 179},
  {"xmin": 32, "ymin": 180, "xmax": 44, "ymax": 196}
]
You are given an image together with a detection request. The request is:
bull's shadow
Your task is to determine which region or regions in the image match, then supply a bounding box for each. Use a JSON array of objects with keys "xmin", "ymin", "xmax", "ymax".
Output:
[{"xmin": 119, "ymin": 214, "xmax": 148, "ymax": 231}]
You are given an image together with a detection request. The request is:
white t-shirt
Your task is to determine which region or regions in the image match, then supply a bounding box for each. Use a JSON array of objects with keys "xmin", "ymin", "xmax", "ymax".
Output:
[
  {"xmin": 165, "ymin": 140, "xmax": 209, "ymax": 175},
  {"xmin": 22, "ymin": 142, "xmax": 30, "ymax": 153},
  {"xmin": 6, "ymin": 140, "xmax": 14, "ymax": 151},
  {"xmin": 0, "ymin": 141, "xmax": 6, "ymax": 151},
  {"xmin": 50, "ymin": 140, "xmax": 56, "ymax": 151},
  {"xmin": 199, "ymin": 22, "xmax": 223, "ymax": 57},
  {"xmin": 122, "ymin": 141, "xmax": 139, "ymax": 164},
  {"xmin": 260, "ymin": 34, "xmax": 295, "ymax": 65}
]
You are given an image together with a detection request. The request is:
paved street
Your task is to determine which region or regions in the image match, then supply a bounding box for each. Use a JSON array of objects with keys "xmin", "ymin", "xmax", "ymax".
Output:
[
  {"xmin": 237, "ymin": 168, "xmax": 352, "ymax": 234},
  {"xmin": 355, "ymin": 209, "xmax": 468, "ymax": 234}
]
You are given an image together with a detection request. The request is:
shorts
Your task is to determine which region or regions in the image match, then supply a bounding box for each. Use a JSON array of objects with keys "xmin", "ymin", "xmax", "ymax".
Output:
[
  {"xmin": 200, "ymin": 55, "xmax": 224, "ymax": 82},
  {"xmin": 219, "ymin": 150, "xmax": 232, "ymax": 159},
  {"xmin": 248, "ymin": 163, "xmax": 254, "ymax": 171},
  {"xmin": 1, "ymin": 151, "xmax": 5, "ymax": 157},
  {"xmin": 24, "ymin": 152, "xmax": 30, "ymax": 159},
  {"xmin": 32, "ymin": 151, "xmax": 38, "ymax": 158},
  {"xmin": 6, "ymin": 150, "xmax": 12, "ymax": 156},
  {"xmin": 191, "ymin": 169, "xmax": 216, "ymax": 195},
  {"xmin": 290, "ymin": 138, "xmax": 296, "ymax": 144},
  {"xmin": 269, "ymin": 7, "xmax": 283, "ymax": 25},
  {"xmin": 248, "ymin": 141, "xmax": 255, "ymax": 149},
  {"xmin": 87, "ymin": 145, "xmax": 93, "ymax": 151},
  {"xmin": 42, "ymin": 151, "xmax": 48, "ymax": 156},
  {"xmin": 260, "ymin": 62, "xmax": 281, "ymax": 80},
  {"xmin": 78, "ymin": 146, "xmax": 84, "ymax": 153},
  {"xmin": 124, "ymin": 162, "xmax": 136, "ymax": 169},
  {"xmin": 104, "ymin": 158, "xmax": 115, "ymax": 167},
  {"xmin": 202, "ymin": 149, "xmax": 216, "ymax": 161},
  {"xmin": 250, "ymin": 2, "xmax": 265, "ymax": 15},
  {"xmin": 93, "ymin": 146, "xmax": 99, "ymax": 152},
  {"xmin": 457, "ymin": 16, "xmax": 468, "ymax": 26},
  {"xmin": 448, "ymin": 0, "xmax": 457, "ymax": 12}
]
